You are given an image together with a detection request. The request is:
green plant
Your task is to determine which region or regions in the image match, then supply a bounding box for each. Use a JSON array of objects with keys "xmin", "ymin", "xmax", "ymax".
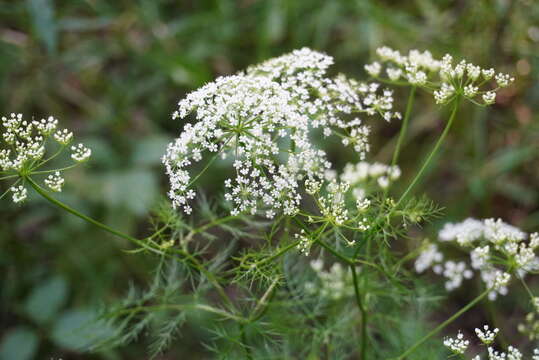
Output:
[{"xmin": 1, "ymin": 47, "xmax": 536, "ymax": 359}]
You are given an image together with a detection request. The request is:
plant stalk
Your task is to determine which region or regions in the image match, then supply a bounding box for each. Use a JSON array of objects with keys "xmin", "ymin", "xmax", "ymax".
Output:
[
  {"xmin": 351, "ymin": 264, "xmax": 367, "ymax": 359},
  {"xmin": 394, "ymin": 96, "xmax": 460, "ymax": 209},
  {"xmin": 391, "ymin": 86, "xmax": 416, "ymax": 167},
  {"xmin": 395, "ymin": 287, "xmax": 490, "ymax": 359},
  {"xmin": 25, "ymin": 176, "xmax": 235, "ymax": 310}
]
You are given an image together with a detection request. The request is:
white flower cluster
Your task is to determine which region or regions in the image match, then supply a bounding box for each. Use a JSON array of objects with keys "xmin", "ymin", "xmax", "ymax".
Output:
[
  {"xmin": 295, "ymin": 229, "xmax": 312, "ymax": 256},
  {"xmin": 302, "ymin": 177, "xmax": 371, "ymax": 238},
  {"xmin": 44, "ymin": 171, "xmax": 65, "ymax": 192},
  {"xmin": 304, "ymin": 259, "xmax": 355, "ymax": 301},
  {"xmin": 1, "ymin": 113, "xmax": 91, "ymax": 203},
  {"xmin": 518, "ymin": 297, "xmax": 539, "ymax": 340},
  {"xmin": 416, "ymin": 218, "xmax": 538, "ymax": 300},
  {"xmin": 340, "ymin": 161, "xmax": 401, "ymax": 195},
  {"xmin": 475, "ymin": 325, "xmax": 499, "ymax": 345},
  {"xmin": 71, "ymin": 143, "xmax": 92, "ymax": 162},
  {"xmin": 444, "ymin": 332, "xmax": 469, "ymax": 354},
  {"xmin": 445, "ymin": 325, "xmax": 536, "ymax": 360},
  {"xmin": 10, "ymin": 185, "xmax": 27, "ymax": 203},
  {"xmin": 163, "ymin": 48, "xmax": 400, "ymax": 217},
  {"xmin": 366, "ymin": 46, "xmax": 514, "ymax": 106}
]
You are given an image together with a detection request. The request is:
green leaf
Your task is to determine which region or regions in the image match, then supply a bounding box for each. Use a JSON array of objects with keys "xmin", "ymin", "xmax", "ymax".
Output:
[
  {"xmin": 26, "ymin": 0, "xmax": 57, "ymax": 54},
  {"xmin": 51, "ymin": 309, "xmax": 115, "ymax": 351},
  {"xmin": 0, "ymin": 327, "xmax": 39, "ymax": 360},
  {"xmin": 24, "ymin": 275, "xmax": 68, "ymax": 325}
]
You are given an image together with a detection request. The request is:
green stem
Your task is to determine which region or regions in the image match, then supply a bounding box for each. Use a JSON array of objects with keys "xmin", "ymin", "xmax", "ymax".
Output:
[
  {"xmin": 189, "ymin": 215, "xmax": 238, "ymax": 236},
  {"xmin": 249, "ymin": 277, "xmax": 279, "ymax": 322},
  {"xmin": 26, "ymin": 176, "xmax": 159, "ymax": 253},
  {"xmin": 518, "ymin": 275, "xmax": 536, "ymax": 302},
  {"xmin": 394, "ymin": 97, "xmax": 460, "ymax": 209},
  {"xmin": 391, "ymin": 86, "xmax": 416, "ymax": 167},
  {"xmin": 240, "ymin": 323, "xmax": 253, "ymax": 359},
  {"xmin": 315, "ymin": 238, "xmax": 353, "ymax": 264},
  {"xmin": 395, "ymin": 287, "xmax": 490, "ymax": 360},
  {"xmin": 350, "ymin": 265, "xmax": 367, "ymax": 359},
  {"xmin": 0, "ymin": 174, "xmax": 18, "ymax": 181},
  {"xmin": 30, "ymin": 163, "xmax": 78, "ymax": 175},
  {"xmin": 25, "ymin": 176, "xmax": 235, "ymax": 310},
  {"xmin": 103, "ymin": 303, "xmax": 245, "ymax": 323}
]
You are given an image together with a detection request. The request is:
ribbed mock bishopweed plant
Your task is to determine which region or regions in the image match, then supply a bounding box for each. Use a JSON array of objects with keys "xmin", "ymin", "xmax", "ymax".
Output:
[
  {"xmin": 162, "ymin": 48, "xmax": 400, "ymax": 218},
  {"xmin": 365, "ymin": 46, "xmax": 514, "ymax": 105},
  {"xmin": 415, "ymin": 218, "xmax": 539, "ymax": 300},
  {"xmin": 0, "ymin": 113, "xmax": 91, "ymax": 203},
  {"xmin": 4, "ymin": 47, "xmax": 535, "ymax": 360},
  {"xmin": 443, "ymin": 324, "xmax": 538, "ymax": 360}
]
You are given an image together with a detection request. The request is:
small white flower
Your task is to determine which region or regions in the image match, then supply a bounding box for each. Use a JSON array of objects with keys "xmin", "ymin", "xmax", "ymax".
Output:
[
  {"xmin": 11, "ymin": 185, "xmax": 27, "ymax": 203},
  {"xmin": 434, "ymin": 83, "xmax": 455, "ymax": 104},
  {"xmin": 493, "ymin": 271, "xmax": 511, "ymax": 291},
  {"xmin": 482, "ymin": 91, "xmax": 496, "ymax": 105},
  {"xmin": 482, "ymin": 68, "xmax": 495, "ymax": 80},
  {"xmin": 467, "ymin": 63, "xmax": 481, "ymax": 80},
  {"xmin": 464, "ymin": 85, "xmax": 479, "ymax": 98},
  {"xmin": 364, "ymin": 61, "xmax": 382, "ymax": 77},
  {"xmin": 415, "ymin": 242, "xmax": 443, "ymax": 273},
  {"xmin": 356, "ymin": 198, "xmax": 370, "ymax": 212},
  {"xmin": 495, "ymin": 73, "xmax": 515, "ymax": 88},
  {"xmin": 33, "ymin": 116, "xmax": 58, "ymax": 135},
  {"xmin": 71, "ymin": 143, "xmax": 91, "ymax": 162},
  {"xmin": 444, "ymin": 331, "xmax": 469, "ymax": 354},
  {"xmin": 44, "ymin": 171, "xmax": 65, "ymax": 192},
  {"xmin": 475, "ymin": 324, "xmax": 499, "ymax": 344},
  {"xmin": 386, "ymin": 67, "xmax": 402, "ymax": 81},
  {"xmin": 296, "ymin": 230, "xmax": 311, "ymax": 256},
  {"xmin": 54, "ymin": 129, "xmax": 74, "ymax": 145}
]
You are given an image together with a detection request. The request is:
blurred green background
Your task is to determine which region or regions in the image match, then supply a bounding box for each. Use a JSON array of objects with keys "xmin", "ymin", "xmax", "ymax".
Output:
[{"xmin": 1, "ymin": 0, "xmax": 538, "ymax": 359}]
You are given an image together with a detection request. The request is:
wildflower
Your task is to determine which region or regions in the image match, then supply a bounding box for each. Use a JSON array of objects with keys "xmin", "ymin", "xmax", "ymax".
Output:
[
  {"xmin": 442, "ymin": 260, "xmax": 473, "ymax": 291},
  {"xmin": 364, "ymin": 61, "xmax": 382, "ymax": 77},
  {"xmin": 340, "ymin": 161, "xmax": 400, "ymax": 195},
  {"xmin": 296, "ymin": 230, "xmax": 312, "ymax": 256},
  {"xmin": 414, "ymin": 241, "xmax": 443, "ymax": 273},
  {"xmin": 164, "ymin": 48, "xmax": 399, "ymax": 218},
  {"xmin": 71, "ymin": 143, "xmax": 92, "ymax": 162},
  {"xmin": 475, "ymin": 325, "xmax": 499, "ymax": 345},
  {"xmin": 434, "ymin": 83, "xmax": 455, "ymax": 104},
  {"xmin": 444, "ymin": 331, "xmax": 469, "ymax": 354},
  {"xmin": 369, "ymin": 46, "xmax": 514, "ymax": 106},
  {"xmin": 54, "ymin": 129, "xmax": 73, "ymax": 145},
  {"xmin": 1, "ymin": 113, "xmax": 91, "ymax": 204},
  {"xmin": 482, "ymin": 91, "xmax": 496, "ymax": 105},
  {"xmin": 44, "ymin": 171, "xmax": 64, "ymax": 192},
  {"xmin": 418, "ymin": 218, "xmax": 537, "ymax": 300},
  {"xmin": 439, "ymin": 218, "xmax": 484, "ymax": 246},
  {"xmin": 470, "ymin": 245, "xmax": 490, "ymax": 269},
  {"xmin": 306, "ymin": 259, "xmax": 355, "ymax": 300},
  {"xmin": 318, "ymin": 180, "xmax": 351, "ymax": 226},
  {"xmin": 11, "ymin": 185, "xmax": 27, "ymax": 203},
  {"xmin": 386, "ymin": 67, "xmax": 403, "ymax": 81},
  {"xmin": 464, "ymin": 85, "xmax": 479, "ymax": 98},
  {"xmin": 495, "ymin": 73, "xmax": 515, "ymax": 87}
]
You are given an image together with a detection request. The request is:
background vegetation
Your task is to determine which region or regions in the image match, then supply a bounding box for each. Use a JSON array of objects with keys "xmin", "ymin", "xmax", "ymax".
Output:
[{"xmin": 1, "ymin": 0, "xmax": 538, "ymax": 359}]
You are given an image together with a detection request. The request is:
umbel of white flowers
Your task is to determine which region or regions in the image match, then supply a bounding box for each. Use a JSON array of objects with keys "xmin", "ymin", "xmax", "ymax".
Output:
[
  {"xmin": 163, "ymin": 48, "xmax": 401, "ymax": 218},
  {"xmin": 444, "ymin": 324, "xmax": 538, "ymax": 360},
  {"xmin": 365, "ymin": 46, "xmax": 514, "ymax": 106},
  {"xmin": 415, "ymin": 218, "xmax": 539, "ymax": 300},
  {"xmin": 0, "ymin": 113, "xmax": 91, "ymax": 203}
]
